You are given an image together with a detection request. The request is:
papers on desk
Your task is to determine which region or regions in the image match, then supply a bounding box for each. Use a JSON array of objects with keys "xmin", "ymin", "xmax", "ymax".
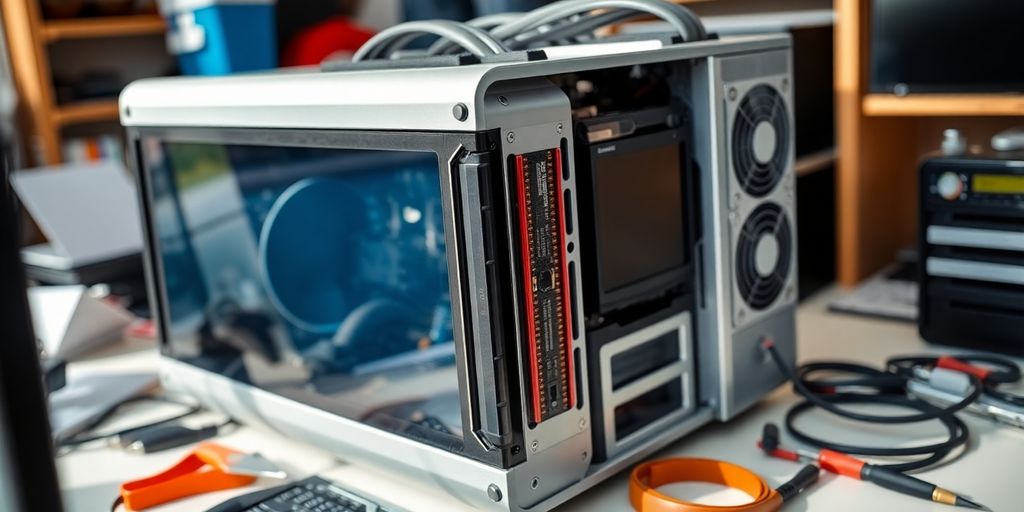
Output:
[
  {"xmin": 28, "ymin": 285, "xmax": 135, "ymax": 361},
  {"xmin": 49, "ymin": 370, "xmax": 157, "ymax": 442},
  {"xmin": 9, "ymin": 161, "xmax": 142, "ymax": 270}
]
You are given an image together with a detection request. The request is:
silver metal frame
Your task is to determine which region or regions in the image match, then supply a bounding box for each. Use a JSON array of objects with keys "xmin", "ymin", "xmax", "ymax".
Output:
[
  {"xmin": 483, "ymin": 78, "xmax": 591, "ymax": 508},
  {"xmin": 597, "ymin": 312, "xmax": 694, "ymax": 459},
  {"xmin": 722, "ymin": 54, "xmax": 798, "ymax": 329},
  {"xmin": 693, "ymin": 50, "xmax": 798, "ymax": 421},
  {"xmin": 123, "ymin": 33, "xmax": 794, "ymax": 512}
]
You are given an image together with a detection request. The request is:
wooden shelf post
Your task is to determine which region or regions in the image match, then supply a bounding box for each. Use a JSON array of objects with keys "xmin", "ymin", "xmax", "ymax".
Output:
[{"xmin": 2, "ymin": 0, "xmax": 63, "ymax": 164}]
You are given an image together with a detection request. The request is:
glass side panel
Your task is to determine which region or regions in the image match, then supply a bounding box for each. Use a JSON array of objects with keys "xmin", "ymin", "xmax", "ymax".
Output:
[{"xmin": 141, "ymin": 139, "xmax": 463, "ymax": 450}]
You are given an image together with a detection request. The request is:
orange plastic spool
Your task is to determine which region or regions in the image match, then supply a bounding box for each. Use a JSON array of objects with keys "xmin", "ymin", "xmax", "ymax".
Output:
[{"xmin": 630, "ymin": 458, "xmax": 784, "ymax": 512}]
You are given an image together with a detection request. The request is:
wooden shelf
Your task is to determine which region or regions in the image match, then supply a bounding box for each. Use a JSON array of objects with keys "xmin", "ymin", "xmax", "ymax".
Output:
[
  {"xmin": 41, "ymin": 15, "xmax": 165, "ymax": 42},
  {"xmin": 53, "ymin": 99, "xmax": 120, "ymax": 126},
  {"xmin": 863, "ymin": 94, "xmax": 1024, "ymax": 117}
]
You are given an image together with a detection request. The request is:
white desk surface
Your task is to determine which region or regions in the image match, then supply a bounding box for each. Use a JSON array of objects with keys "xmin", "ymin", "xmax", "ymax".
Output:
[{"xmin": 58, "ymin": 287, "xmax": 1023, "ymax": 512}]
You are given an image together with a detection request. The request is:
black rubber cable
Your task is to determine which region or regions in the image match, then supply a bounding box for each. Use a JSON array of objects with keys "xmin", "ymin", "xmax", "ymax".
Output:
[{"xmin": 763, "ymin": 341, "xmax": 974, "ymax": 472}]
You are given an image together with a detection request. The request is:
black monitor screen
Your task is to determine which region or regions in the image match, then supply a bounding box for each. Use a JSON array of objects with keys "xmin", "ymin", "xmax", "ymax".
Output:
[
  {"xmin": 870, "ymin": 0, "xmax": 1024, "ymax": 93},
  {"xmin": 594, "ymin": 143, "xmax": 685, "ymax": 292}
]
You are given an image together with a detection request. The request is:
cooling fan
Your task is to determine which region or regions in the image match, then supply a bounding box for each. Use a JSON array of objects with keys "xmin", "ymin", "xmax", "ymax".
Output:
[
  {"xmin": 735, "ymin": 202, "xmax": 792, "ymax": 310},
  {"xmin": 731, "ymin": 84, "xmax": 790, "ymax": 198}
]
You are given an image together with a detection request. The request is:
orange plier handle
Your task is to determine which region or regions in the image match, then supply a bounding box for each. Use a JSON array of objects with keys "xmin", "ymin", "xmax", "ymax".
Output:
[{"xmin": 117, "ymin": 443, "xmax": 257, "ymax": 511}]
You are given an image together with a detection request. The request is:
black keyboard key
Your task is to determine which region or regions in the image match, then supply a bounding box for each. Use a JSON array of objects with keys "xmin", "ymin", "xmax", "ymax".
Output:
[{"xmin": 210, "ymin": 476, "xmax": 379, "ymax": 512}]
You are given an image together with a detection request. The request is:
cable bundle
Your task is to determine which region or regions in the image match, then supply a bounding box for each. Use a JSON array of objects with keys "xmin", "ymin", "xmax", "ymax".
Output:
[
  {"xmin": 762, "ymin": 340, "xmax": 1023, "ymax": 472},
  {"xmin": 352, "ymin": 0, "xmax": 708, "ymax": 63}
]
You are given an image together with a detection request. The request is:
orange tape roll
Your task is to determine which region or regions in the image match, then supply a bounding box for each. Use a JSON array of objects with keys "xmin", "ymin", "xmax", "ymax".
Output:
[{"xmin": 630, "ymin": 458, "xmax": 784, "ymax": 512}]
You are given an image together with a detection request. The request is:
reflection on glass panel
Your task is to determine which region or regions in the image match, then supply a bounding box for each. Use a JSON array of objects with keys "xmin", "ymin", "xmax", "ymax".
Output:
[{"xmin": 144, "ymin": 139, "xmax": 462, "ymax": 449}]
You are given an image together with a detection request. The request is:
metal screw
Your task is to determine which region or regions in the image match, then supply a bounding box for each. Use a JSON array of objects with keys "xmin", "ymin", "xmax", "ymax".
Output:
[
  {"xmin": 732, "ymin": 192, "xmax": 741, "ymax": 209},
  {"xmin": 487, "ymin": 484, "xmax": 503, "ymax": 502},
  {"xmin": 728, "ymin": 87, "xmax": 738, "ymax": 101},
  {"xmin": 556, "ymin": 122, "xmax": 564, "ymax": 134},
  {"xmin": 781, "ymin": 78, "xmax": 789, "ymax": 93},
  {"xmin": 531, "ymin": 477, "xmax": 540, "ymax": 490},
  {"xmin": 507, "ymin": 131, "xmax": 516, "ymax": 144},
  {"xmin": 452, "ymin": 103, "xmax": 469, "ymax": 122},
  {"xmin": 578, "ymin": 418, "xmax": 587, "ymax": 431},
  {"xmin": 530, "ymin": 440, "xmax": 538, "ymax": 452},
  {"xmin": 498, "ymin": 95, "xmax": 510, "ymax": 106}
]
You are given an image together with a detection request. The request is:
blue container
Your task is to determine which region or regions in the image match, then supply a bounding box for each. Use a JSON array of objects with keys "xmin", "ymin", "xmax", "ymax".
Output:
[{"xmin": 160, "ymin": 0, "xmax": 277, "ymax": 76}]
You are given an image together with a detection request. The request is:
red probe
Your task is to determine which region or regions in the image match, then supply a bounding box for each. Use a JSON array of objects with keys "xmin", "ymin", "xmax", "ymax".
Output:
[{"xmin": 757, "ymin": 424, "xmax": 985, "ymax": 510}]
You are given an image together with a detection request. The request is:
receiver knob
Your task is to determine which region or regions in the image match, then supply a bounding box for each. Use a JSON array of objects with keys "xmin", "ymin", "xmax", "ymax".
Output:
[{"xmin": 937, "ymin": 172, "xmax": 964, "ymax": 201}]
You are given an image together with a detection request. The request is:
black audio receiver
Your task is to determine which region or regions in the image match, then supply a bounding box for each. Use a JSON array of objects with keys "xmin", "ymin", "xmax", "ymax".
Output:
[{"xmin": 919, "ymin": 153, "xmax": 1024, "ymax": 355}]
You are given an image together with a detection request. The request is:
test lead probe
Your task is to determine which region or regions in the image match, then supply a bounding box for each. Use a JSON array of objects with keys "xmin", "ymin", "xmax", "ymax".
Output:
[{"xmin": 758, "ymin": 424, "xmax": 985, "ymax": 510}]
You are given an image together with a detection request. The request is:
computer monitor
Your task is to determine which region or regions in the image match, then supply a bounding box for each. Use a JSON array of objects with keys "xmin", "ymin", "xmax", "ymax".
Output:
[{"xmin": 0, "ymin": 144, "xmax": 64, "ymax": 511}]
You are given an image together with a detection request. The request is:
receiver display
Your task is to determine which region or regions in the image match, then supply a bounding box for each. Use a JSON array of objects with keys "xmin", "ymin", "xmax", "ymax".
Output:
[{"xmin": 973, "ymin": 174, "xmax": 1024, "ymax": 195}]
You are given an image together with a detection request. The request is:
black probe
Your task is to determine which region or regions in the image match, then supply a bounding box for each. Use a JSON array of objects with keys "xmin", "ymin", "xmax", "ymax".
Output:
[{"xmin": 759, "ymin": 423, "xmax": 986, "ymax": 510}]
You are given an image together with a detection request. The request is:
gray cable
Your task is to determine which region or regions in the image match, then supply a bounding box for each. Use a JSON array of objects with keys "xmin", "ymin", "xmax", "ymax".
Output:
[
  {"xmin": 431, "ymin": 0, "xmax": 706, "ymax": 56},
  {"xmin": 354, "ymin": 20, "xmax": 507, "ymax": 62},
  {"xmin": 466, "ymin": 12, "xmax": 526, "ymax": 30},
  {"xmin": 508, "ymin": 9, "xmax": 649, "ymax": 50},
  {"xmin": 355, "ymin": 0, "xmax": 706, "ymax": 62},
  {"xmin": 382, "ymin": 22, "xmax": 509, "ymax": 60},
  {"xmin": 425, "ymin": 13, "xmax": 524, "ymax": 57},
  {"xmin": 489, "ymin": 0, "xmax": 705, "ymax": 44}
]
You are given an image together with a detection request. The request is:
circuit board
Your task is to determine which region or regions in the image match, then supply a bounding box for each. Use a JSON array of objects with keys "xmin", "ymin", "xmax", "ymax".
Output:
[{"xmin": 514, "ymin": 147, "xmax": 575, "ymax": 424}]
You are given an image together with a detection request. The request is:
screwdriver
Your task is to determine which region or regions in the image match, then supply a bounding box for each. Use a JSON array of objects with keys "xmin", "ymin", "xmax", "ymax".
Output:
[{"xmin": 758, "ymin": 424, "xmax": 986, "ymax": 510}]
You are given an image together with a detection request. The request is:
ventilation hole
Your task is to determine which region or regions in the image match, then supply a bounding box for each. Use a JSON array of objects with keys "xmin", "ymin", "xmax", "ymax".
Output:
[
  {"xmin": 563, "ymin": 189, "xmax": 574, "ymax": 235},
  {"xmin": 574, "ymin": 347, "xmax": 584, "ymax": 409},
  {"xmin": 568, "ymin": 261, "xmax": 579, "ymax": 340},
  {"xmin": 560, "ymin": 137, "xmax": 570, "ymax": 181}
]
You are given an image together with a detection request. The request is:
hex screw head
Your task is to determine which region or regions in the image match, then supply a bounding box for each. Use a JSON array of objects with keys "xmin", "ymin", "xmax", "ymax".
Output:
[
  {"xmin": 487, "ymin": 484, "xmax": 503, "ymax": 502},
  {"xmin": 507, "ymin": 131, "xmax": 516, "ymax": 144},
  {"xmin": 556, "ymin": 122, "xmax": 564, "ymax": 134},
  {"xmin": 579, "ymin": 418, "xmax": 587, "ymax": 431},
  {"xmin": 452, "ymin": 103, "xmax": 469, "ymax": 122},
  {"xmin": 728, "ymin": 87, "xmax": 738, "ymax": 101},
  {"xmin": 530, "ymin": 440, "xmax": 538, "ymax": 452}
]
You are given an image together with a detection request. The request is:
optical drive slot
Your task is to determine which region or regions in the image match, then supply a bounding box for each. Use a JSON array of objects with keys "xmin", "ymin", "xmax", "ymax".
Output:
[{"xmin": 926, "ymin": 257, "xmax": 1024, "ymax": 286}]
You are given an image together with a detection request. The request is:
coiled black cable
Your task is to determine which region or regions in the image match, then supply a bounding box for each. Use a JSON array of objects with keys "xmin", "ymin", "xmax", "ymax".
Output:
[{"xmin": 762, "ymin": 340, "xmax": 977, "ymax": 472}]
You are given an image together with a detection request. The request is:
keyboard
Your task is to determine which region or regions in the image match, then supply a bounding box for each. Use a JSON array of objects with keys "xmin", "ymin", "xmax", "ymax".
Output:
[{"xmin": 208, "ymin": 476, "xmax": 389, "ymax": 512}]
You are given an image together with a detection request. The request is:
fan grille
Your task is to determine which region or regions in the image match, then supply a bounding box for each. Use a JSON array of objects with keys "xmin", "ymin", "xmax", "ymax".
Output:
[
  {"xmin": 731, "ymin": 84, "xmax": 790, "ymax": 198},
  {"xmin": 736, "ymin": 202, "xmax": 792, "ymax": 310}
]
